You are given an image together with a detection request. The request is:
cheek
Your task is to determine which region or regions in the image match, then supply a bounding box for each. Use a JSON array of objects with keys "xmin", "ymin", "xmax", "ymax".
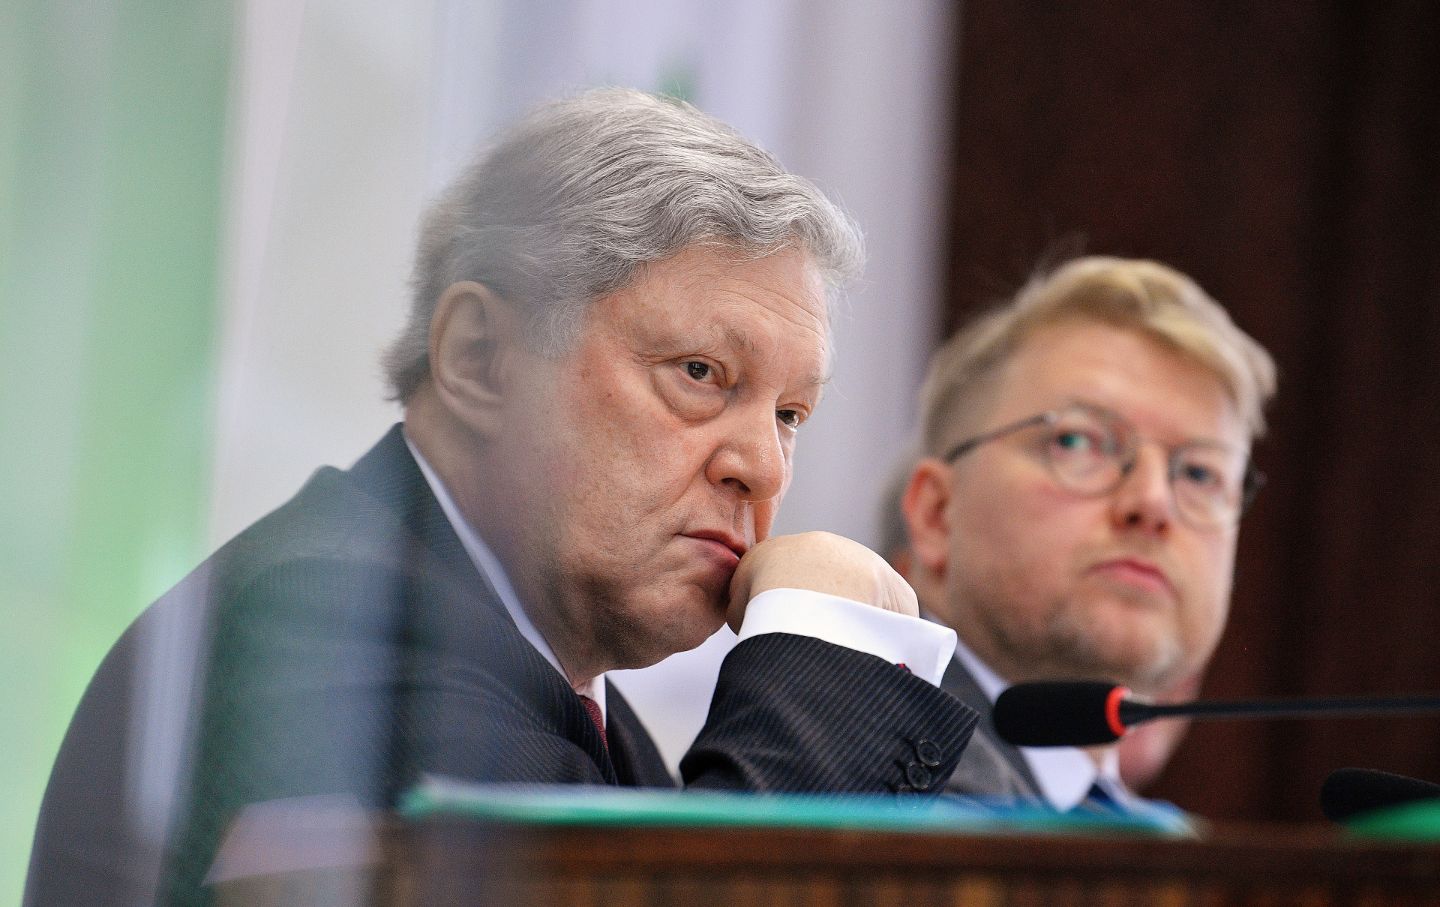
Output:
[
  {"xmin": 951, "ymin": 478, "xmax": 1079, "ymax": 594},
  {"xmin": 1179, "ymin": 535, "xmax": 1237, "ymax": 644},
  {"xmin": 556, "ymin": 372, "xmax": 664, "ymax": 471},
  {"xmin": 563, "ymin": 405, "xmax": 712, "ymax": 532}
]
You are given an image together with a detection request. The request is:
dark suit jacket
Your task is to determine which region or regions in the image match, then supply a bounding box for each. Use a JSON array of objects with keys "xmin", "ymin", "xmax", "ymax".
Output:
[
  {"xmin": 939, "ymin": 656, "xmax": 1045, "ymax": 803},
  {"xmin": 27, "ymin": 425, "xmax": 976, "ymax": 907}
]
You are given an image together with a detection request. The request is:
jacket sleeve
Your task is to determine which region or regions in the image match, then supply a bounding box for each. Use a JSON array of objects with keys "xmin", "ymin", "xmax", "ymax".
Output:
[{"xmin": 679, "ymin": 633, "xmax": 978, "ymax": 794}]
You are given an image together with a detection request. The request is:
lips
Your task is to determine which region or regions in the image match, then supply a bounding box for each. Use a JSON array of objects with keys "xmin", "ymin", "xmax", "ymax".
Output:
[
  {"xmin": 1089, "ymin": 556, "xmax": 1175, "ymax": 596},
  {"xmin": 683, "ymin": 529, "xmax": 748, "ymax": 561}
]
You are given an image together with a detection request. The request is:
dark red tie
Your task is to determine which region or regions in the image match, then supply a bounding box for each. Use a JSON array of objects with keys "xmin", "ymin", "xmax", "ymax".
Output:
[{"xmin": 579, "ymin": 694, "xmax": 608, "ymax": 751}]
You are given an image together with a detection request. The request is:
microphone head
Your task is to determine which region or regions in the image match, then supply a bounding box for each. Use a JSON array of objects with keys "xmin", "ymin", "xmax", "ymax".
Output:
[
  {"xmin": 1320, "ymin": 768, "xmax": 1440, "ymax": 822},
  {"xmin": 993, "ymin": 681, "xmax": 1129, "ymax": 747}
]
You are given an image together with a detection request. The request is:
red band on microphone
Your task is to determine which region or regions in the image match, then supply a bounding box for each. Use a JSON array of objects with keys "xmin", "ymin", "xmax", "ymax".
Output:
[{"xmin": 1105, "ymin": 685, "xmax": 1130, "ymax": 739}]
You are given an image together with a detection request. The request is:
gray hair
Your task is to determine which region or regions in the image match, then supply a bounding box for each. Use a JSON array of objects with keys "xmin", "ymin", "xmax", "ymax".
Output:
[{"xmin": 384, "ymin": 87, "xmax": 864, "ymax": 401}]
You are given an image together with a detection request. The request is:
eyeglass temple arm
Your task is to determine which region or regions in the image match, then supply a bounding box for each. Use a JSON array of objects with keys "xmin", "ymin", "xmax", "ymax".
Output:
[{"xmin": 940, "ymin": 412, "xmax": 1056, "ymax": 464}]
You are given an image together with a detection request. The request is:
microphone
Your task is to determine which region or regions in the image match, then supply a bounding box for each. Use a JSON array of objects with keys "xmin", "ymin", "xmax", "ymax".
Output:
[
  {"xmin": 1320, "ymin": 768, "xmax": 1440, "ymax": 822},
  {"xmin": 993, "ymin": 681, "xmax": 1131, "ymax": 747},
  {"xmin": 993, "ymin": 681, "xmax": 1440, "ymax": 747}
]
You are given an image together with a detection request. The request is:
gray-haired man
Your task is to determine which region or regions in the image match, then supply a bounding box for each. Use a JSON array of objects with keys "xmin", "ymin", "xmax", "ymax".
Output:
[{"xmin": 28, "ymin": 89, "xmax": 975, "ymax": 907}]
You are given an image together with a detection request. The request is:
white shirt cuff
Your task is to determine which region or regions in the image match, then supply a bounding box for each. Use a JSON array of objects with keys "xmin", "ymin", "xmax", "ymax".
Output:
[{"xmin": 735, "ymin": 588, "xmax": 957, "ymax": 687}]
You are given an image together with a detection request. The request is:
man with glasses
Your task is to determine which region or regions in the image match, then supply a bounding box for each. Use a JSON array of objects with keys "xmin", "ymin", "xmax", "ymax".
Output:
[{"xmin": 901, "ymin": 256, "xmax": 1276, "ymax": 812}]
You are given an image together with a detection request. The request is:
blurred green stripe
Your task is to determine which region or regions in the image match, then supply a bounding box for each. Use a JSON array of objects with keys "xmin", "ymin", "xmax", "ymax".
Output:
[{"xmin": 0, "ymin": 2, "xmax": 232, "ymax": 901}]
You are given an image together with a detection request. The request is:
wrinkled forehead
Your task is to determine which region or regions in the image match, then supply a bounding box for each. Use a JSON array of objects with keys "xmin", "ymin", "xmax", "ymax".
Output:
[
  {"xmin": 612, "ymin": 242, "xmax": 831, "ymax": 341},
  {"xmin": 661, "ymin": 241, "xmax": 835, "ymax": 314},
  {"xmin": 571, "ymin": 243, "xmax": 832, "ymax": 376}
]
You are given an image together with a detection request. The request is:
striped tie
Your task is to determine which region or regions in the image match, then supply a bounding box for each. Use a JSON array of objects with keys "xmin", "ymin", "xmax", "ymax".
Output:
[{"xmin": 579, "ymin": 694, "xmax": 608, "ymax": 752}]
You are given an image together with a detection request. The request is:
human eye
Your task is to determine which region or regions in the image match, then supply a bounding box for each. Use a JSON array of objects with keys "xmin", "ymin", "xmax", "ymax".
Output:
[
  {"xmin": 1180, "ymin": 462, "xmax": 1219, "ymax": 488},
  {"xmin": 776, "ymin": 408, "xmax": 804, "ymax": 430},
  {"xmin": 654, "ymin": 356, "xmax": 729, "ymax": 422},
  {"xmin": 1048, "ymin": 425, "xmax": 1109, "ymax": 460},
  {"xmin": 1039, "ymin": 411, "xmax": 1123, "ymax": 483},
  {"xmin": 1053, "ymin": 429, "xmax": 1094, "ymax": 452},
  {"xmin": 1176, "ymin": 453, "xmax": 1232, "ymax": 493},
  {"xmin": 1173, "ymin": 447, "xmax": 1246, "ymax": 508},
  {"xmin": 683, "ymin": 360, "xmax": 716, "ymax": 383}
]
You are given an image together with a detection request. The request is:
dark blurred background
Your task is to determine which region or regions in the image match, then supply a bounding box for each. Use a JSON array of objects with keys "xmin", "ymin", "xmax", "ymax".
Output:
[{"xmin": 944, "ymin": 1, "xmax": 1440, "ymax": 821}]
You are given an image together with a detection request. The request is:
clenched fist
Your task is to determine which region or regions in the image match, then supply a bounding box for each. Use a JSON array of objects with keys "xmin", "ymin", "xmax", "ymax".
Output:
[{"xmin": 726, "ymin": 531, "xmax": 919, "ymax": 633}]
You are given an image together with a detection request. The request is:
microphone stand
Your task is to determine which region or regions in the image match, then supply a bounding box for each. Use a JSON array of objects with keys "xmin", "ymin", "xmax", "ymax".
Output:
[{"xmin": 1129, "ymin": 694, "xmax": 1440, "ymax": 726}]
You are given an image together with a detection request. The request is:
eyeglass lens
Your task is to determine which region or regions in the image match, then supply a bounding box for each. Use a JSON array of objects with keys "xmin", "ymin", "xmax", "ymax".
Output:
[{"xmin": 1040, "ymin": 406, "xmax": 1245, "ymax": 526}]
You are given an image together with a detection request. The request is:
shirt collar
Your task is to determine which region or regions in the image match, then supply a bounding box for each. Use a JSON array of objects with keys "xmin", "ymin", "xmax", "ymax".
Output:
[
  {"xmin": 949, "ymin": 634, "xmax": 1116, "ymax": 811},
  {"xmin": 403, "ymin": 433, "xmax": 605, "ymax": 717}
]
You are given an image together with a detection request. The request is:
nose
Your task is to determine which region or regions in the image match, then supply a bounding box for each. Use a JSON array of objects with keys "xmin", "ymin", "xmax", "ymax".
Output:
[
  {"xmin": 705, "ymin": 404, "xmax": 789, "ymax": 505},
  {"xmin": 1109, "ymin": 443, "xmax": 1174, "ymax": 535}
]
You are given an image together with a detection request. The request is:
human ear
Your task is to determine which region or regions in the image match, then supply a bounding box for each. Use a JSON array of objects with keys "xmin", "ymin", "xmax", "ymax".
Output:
[
  {"xmin": 902, "ymin": 458, "xmax": 953, "ymax": 577},
  {"xmin": 428, "ymin": 281, "xmax": 523, "ymax": 440}
]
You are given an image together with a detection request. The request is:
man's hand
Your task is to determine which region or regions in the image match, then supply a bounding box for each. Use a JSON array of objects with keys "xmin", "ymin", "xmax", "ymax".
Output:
[{"xmin": 726, "ymin": 531, "xmax": 919, "ymax": 633}]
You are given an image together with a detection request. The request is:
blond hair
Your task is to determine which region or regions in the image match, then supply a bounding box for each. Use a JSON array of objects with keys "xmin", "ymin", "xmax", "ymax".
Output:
[{"xmin": 919, "ymin": 256, "xmax": 1277, "ymax": 456}]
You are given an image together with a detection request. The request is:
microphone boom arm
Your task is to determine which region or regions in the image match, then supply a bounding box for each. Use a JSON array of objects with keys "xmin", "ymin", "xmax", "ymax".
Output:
[{"xmin": 1127, "ymin": 694, "xmax": 1440, "ymax": 726}]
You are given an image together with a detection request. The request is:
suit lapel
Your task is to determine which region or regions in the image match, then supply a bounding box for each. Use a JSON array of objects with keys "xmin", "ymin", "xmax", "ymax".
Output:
[
  {"xmin": 603, "ymin": 680, "xmax": 677, "ymax": 788},
  {"xmin": 347, "ymin": 425, "xmax": 475, "ymax": 588},
  {"xmin": 347, "ymin": 425, "xmax": 624, "ymax": 785},
  {"xmin": 940, "ymin": 657, "xmax": 1046, "ymax": 800}
]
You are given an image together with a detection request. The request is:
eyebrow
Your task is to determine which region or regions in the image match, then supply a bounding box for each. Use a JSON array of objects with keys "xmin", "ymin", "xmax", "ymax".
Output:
[
  {"xmin": 719, "ymin": 324, "xmax": 832, "ymax": 389},
  {"xmin": 722, "ymin": 325, "xmax": 760, "ymax": 355}
]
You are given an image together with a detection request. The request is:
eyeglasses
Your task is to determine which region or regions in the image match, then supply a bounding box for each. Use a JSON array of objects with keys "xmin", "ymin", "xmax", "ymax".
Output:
[{"xmin": 941, "ymin": 402, "xmax": 1264, "ymax": 529}]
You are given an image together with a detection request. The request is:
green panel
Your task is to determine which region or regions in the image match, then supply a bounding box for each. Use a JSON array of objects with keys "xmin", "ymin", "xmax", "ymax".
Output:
[
  {"xmin": 1346, "ymin": 800, "xmax": 1440, "ymax": 842},
  {"xmin": 0, "ymin": 2, "xmax": 232, "ymax": 901},
  {"xmin": 403, "ymin": 779, "xmax": 1194, "ymax": 837}
]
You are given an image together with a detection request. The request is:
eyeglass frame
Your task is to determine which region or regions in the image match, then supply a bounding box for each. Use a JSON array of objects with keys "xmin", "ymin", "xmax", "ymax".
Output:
[{"xmin": 939, "ymin": 402, "xmax": 1266, "ymax": 527}]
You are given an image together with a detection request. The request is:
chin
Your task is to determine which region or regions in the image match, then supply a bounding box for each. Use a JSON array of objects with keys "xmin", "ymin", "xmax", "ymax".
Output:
[
  {"xmin": 617, "ymin": 591, "xmax": 725, "ymax": 666},
  {"xmin": 1049, "ymin": 616, "xmax": 1179, "ymax": 688},
  {"xmin": 667, "ymin": 601, "xmax": 728, "ymax": 653},
  {"xmin": 1100, "ymin": 641, "xmax": 1187, "ymax": 691}
]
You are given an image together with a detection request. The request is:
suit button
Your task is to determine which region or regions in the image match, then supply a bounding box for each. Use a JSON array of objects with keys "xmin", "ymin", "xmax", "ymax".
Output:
[
  {"xmin": 904, "ymin": 761, "xmax": 933, "ymax": 790},
  {"xmin": 914, "ymin": 739, "xmax": 943, "ymax": 767}
]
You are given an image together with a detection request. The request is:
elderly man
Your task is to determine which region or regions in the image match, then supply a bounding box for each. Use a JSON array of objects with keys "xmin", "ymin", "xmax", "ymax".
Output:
[
  {"xmin": 28, "ymin": 89, "xmax": 975, "ymax": 906},
  {"xmin": 901, "ymin": 257, "xmax": 1275, "ymax": 812}
]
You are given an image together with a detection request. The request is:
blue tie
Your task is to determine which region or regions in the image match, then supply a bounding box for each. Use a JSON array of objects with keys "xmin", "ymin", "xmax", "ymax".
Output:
[{"xmin": 1071, "ymin": 781, "xmax": 1126, "ymax": 817}]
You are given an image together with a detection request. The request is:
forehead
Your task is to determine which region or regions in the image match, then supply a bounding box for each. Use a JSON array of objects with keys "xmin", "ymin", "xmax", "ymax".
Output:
[
  {"xmin": 587, "ymin": 245, "xmax": 830, "ymax": 371},
  {"xmin": 990, "ymin": 321, "xmax": 1245, "ymax": 448}
]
